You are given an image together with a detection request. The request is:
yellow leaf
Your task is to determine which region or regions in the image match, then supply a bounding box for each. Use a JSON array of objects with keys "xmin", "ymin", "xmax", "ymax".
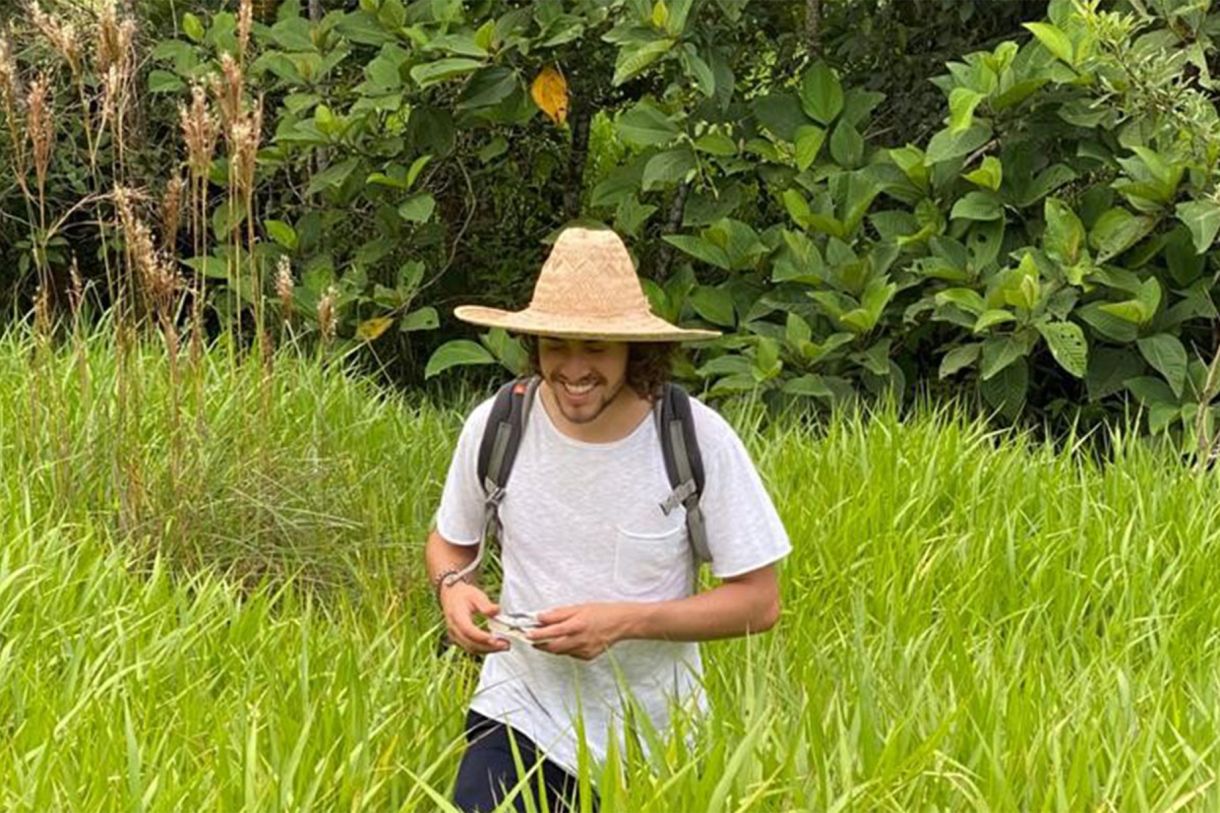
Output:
[
  {"xmin": 356, "ymin": 316, "xmax": 393, "ymax": 342},
  {"xmin": 530, "ymin": 65, "xmax": 569, "ymax": 126}
]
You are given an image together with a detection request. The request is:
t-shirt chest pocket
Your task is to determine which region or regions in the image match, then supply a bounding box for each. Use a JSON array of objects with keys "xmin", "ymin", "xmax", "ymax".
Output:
[{"xmin": 613, "ymin": 514, "xmax": 689, "ymax": 597}]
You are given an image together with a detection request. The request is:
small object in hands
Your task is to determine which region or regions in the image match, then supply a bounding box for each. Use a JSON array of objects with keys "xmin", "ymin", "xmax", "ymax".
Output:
[{"xmin": 488, "ymin": 611, "xmax": 542, "ymax": 645}]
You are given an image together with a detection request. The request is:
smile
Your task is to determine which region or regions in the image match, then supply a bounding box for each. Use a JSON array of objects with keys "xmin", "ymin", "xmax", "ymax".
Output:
[{"xmin": 560, "ymin": 380, "xmax": 596, "ymax": 396}]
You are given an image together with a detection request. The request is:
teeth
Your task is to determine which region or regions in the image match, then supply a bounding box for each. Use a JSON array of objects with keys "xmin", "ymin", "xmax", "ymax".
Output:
[{"xmin": 562, "ymin": 381, "xmax": 595, "ymax": 395}]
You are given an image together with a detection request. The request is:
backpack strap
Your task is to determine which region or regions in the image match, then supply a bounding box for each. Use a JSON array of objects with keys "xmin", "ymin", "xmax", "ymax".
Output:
[
  {"xmin": 654, "ymin": 383, "xmax": 711, "ymax": 564},
  {"xmin": 453, "ymin": 375, "xmax": 539, "ymax": 583}
]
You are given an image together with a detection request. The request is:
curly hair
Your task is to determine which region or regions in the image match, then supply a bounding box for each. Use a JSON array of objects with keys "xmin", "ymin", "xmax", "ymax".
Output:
[{"xmin": 521, "ymin": 336, "xmax": 677, "ymax": 400}]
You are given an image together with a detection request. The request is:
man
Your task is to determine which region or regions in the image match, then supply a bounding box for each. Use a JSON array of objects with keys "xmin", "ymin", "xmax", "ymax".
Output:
[{"xmin": 425, "ymin": 227, "xmax": 791, "ymax": 812}]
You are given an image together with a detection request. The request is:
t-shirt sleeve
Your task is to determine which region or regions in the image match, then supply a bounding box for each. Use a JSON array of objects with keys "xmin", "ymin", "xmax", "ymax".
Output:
[
  {"xmin": 696, "ymin": 411, "xmax": 792, "ymax": 579},
  {"xmin": 433, "ymin": 398, "xmax": 496, "ymax": 546}
]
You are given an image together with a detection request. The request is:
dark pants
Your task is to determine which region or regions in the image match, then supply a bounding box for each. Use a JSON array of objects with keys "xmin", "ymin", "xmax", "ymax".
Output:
[{"xmin": 453, "ymin": 710, "xmax": 596, "ymax": 812}]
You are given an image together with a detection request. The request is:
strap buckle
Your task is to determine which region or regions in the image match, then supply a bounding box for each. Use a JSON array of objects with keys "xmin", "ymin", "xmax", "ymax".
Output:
[{"xmin": 659, "ymin": 479, "xmax": 698, "ymax": 516}]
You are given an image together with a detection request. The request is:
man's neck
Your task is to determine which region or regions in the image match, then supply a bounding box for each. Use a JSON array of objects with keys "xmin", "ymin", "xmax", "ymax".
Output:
[{"xmin": 538, "ymin": 380, "xmax": 653, "ymax": 443}]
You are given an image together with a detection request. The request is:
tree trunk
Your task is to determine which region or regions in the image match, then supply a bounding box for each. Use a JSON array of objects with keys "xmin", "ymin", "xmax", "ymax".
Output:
[
  {"xmin": 652, "ymin": 180, "xmax": 690, "ymax": 282},
  {"xmin": 563, "ymin": 98, "xmax": 592, "ymax": 221},
  {"xmin": 805, "ymin": 0, "xmax": 822, "ymax": 59}
]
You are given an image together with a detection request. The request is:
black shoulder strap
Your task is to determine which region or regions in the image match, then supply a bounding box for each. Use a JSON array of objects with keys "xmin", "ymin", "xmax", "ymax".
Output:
[
  {"xmin": 451, "ymin": 376, "xmax": 538, "ymax": 586},
  {"xmin": 655, "ymin": 383, "xmax": 711, "ymax": 564},
  {"xmin": 477, "ymin": 376, "xmax": 538, "ymax": 496}
]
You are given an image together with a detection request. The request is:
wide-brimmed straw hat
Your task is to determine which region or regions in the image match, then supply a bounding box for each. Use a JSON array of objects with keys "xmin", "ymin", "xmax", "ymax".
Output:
[{"xmin": 454, "ymin": 227, "xmax": 721, "ymax": 343}]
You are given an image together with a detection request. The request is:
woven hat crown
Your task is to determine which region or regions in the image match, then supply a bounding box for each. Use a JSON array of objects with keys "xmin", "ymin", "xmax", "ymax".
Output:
[{"xmin": 528, "ymin": 228, "xmax": 649, "ymax": 317}]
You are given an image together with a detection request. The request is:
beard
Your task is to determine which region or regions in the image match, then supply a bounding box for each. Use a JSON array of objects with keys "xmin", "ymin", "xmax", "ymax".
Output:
[{"xmin": 547, "ymin": 373, "xmax": 627, "ymax": 425}]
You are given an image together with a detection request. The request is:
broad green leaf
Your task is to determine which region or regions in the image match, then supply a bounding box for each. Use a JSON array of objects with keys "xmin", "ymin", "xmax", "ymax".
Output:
[
  {"xmin": 264, "ymin": 220, "xmax": 297, "ymax": 250},
  {"xmin": 613, "ymin": 38, "xmax": 675, "ymax": 85},
  {"xmin": 935, "ymin": 288, "xmax": 986, "ymax": 315},
  {"xmin": 182, "ymin": 12, "xmax": 205, "ymax": 43},
  {"xmin": 981, "ymin": 334, "xmax": 1028, "ymax": 380},
  {"xmin": 1024, "ymin": 21, "xmax": 1074, "ymax": 64},
  {"xmin": 642, "ymin": 148, "xmax": 696, "ymax": 191},
  {"xmin": 305, "ymin": 158, "xmax": 359, "ymax": 195},
  {"xmin": 1087, "ymin": 346, "xmax": 1144, "ymax": 402},
  {"xmin": 409, "ymin": 58, "xmax": 485, "ymax": 88},
  {"xmin": 794, "ymin": 125, "xmax": 826, "ymax": 171},
  {"xmin": 751, "ymin": 93, "xmax": 805, "ymax": 142},
  {"xmin": 926, "ymin": 123, "xmax": 990, "ymax": 164},
  {"xmin": 662, "ymin": 235, "xmax": 730, "ymax": 270},
  {"xmin": 963, "ymin": 156, "xmax": 1002, "ymax": 191},
  {"xmin": 783, "ymin": 375, "xmax": 833, "ymax": 399},
  {"xmin": 1089, "ymin": 208, "xmax": 1154, "ymax": 263},
  {"xmin": 694, "ymin": 132, "xmax": 737, "ymax": 156},
  {"xmin": 397, "ymin": 193, "xmax": 436, "ymax": 223},
  {"xmin": 1043, "ymin": 198, "xmax": 1085, "ymax": 266},
  {"xmin": 939, "ymin": 343, "xmax": 981, "ymax": 378},
  {"xmin": 980, "ymin": 357, "xmax": 1028, "ymax": 418},
  {"xmin": 799, "ymin": 62, "xmax": 843, "ymax": 125},
  {"xmin": 974, "ymin": 309, "xmax": 1016, "ymax": 333},
  {"xmin": 949, "ymin": 88, "xmax": 985, "ymax": 133},
  {"xmin": 400, "ymin": 307, "xmax": 439, "ymax": 332},
  {"xmin": 456, "ymin": 66, "xmax": 517, "ymax": 110},
  {"xmin": 678, "ymin": 46, "xmax": 714, "ymax": 96},
  {"xmin": 477, "ymin": 136, "xmax": 509, "ymax": 163},
  {"xmin": 690, "ymin": 285, "xmax": 735, "ymax": 326},
  {"xmin": 1137, "ymin": 333, "xmax": 1187, "ymax": 398},
  {"xmin": 1175, "ymin": 199, "xmax": 1220, "ymax": 254},
  {"xmin": 618, "ymin": 104, "xmax": 680, "ymax": 147},
  {"xmin": 785, "ymin": 312, "xmax": 812, "ymax": 347},
  {"xmin": 828, "ymin": 121, "xmax": 863, "ymax": 168},
  {"xmin": 148, "ymin": 70, "xmax": 185, "ymax": 94},
  {"xmin": 425, "ymin": 339, "xmax": 496, "ymax": 378},
  {"xmin": 1125, "ymin": 375, "xmax": 1176, "ymax": 406},
  {"xmin": 1037, "ymin": 320, "xmax": 1088, "ymax": 378},
  {"xmin": 950, "ymin": 191, "xmax": 1003, "ymax": 221}
]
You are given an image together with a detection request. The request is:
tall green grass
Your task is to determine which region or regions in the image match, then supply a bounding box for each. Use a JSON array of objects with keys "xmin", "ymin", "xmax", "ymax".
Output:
[{"xmin": 5, "ymin": 324, "xmax": 1220, "ymax": 811}]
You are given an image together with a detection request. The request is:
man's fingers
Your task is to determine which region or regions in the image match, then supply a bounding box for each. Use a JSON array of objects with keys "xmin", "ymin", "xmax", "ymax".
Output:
[
  {"xmin": 528, "ymin": 618, "xmax": 579, "ymax": 641},
  {"xmin": 449, "ymin": 609, "xmax": 507, "ymax": 654},
  {"xmin": 536, "ymin": 605, "xmax": 578, "ymax": 625}
]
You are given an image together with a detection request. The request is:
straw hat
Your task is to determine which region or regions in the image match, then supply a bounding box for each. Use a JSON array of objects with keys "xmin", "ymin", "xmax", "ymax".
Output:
[{"xmin": 454, "ymin": 227, "xmax": 721, "ymax": 343}]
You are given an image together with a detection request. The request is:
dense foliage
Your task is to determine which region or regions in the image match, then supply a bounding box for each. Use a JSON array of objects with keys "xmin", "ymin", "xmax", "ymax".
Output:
[{"xmin": 3, "ymin": 0, "xmax": 1220, "ymax": 445}]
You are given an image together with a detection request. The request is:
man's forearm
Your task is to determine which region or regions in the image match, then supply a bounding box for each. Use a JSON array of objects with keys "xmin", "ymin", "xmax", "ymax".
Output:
[
  {"xmin": 424, "ymin": 529, "xmax": 479, "ymax": 586},
  {"xmin": 622, "ymin": 571, "xmax": 780, "ymax": 643}
]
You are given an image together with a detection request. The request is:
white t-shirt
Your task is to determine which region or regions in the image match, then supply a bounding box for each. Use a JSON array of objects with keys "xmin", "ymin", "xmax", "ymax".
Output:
[{"xmin": 435, "ymin": 387, "xmax": 791, "ymax": 775}]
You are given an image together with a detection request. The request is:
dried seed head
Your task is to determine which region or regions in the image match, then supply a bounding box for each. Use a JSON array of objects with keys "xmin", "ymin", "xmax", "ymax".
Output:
[
  {"xmin": 95, "ymin": 0, "xmax": 120, "ymax": 74},
  {"xmin": 162, "ymin": 174, "xmax": 184, "ymax": 251},
  {"xmin": 212, "ymin": 52, "xmax": 244, "ymax": 130},
  {"xmin": 100, "ymin": 65, "xmax": 120, "ymax": 133},
  {"xmin": 31, "ymin": 2, "xmax": 81, "ymax": 76},
  {"xmin": 317, "ymin": 285, "xmax": 337, "ymax": 344},
  {"xmin": 117, "ymin": 19, "xmax": 136, "ymax": 78},
  {"xmin": 179, "ymin": 84, "xmax": 216, "ymax": 180},
  {"xmin": 69, "ymin": 255, "xmax": 84, "ymax": 316},
  {"xmin": 237, "ymin": 0, "xmax": 253, "ymax": 60},
  {"xmin": 230, "ymin": 99, "xmax": 262, "ymax": 198},
  {"xmin": 0, "ymin": 28, "xmax": 17, "ymax": 110},
  {"xmin": 33, "ymin": 283, "xmax": 51, "ymax": 337},
  {"xmin": 275, "ymin": 255, "xmax": 293, "ymax": 320},
  {"xmin": 26, "ymin": 73, "xmax": 54, "ymax": 192},
  {"xmin": 96, "ymin": 0, "xmax": 134, "ymax": 85}
]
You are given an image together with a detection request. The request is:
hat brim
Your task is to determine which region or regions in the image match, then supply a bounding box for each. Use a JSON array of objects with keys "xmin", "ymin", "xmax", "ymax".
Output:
[{"xmin": 454, "ymin": 305, "xmax": 721, "ymax": 343}]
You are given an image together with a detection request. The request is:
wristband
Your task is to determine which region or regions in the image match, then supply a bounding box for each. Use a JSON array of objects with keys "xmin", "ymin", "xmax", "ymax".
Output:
[{"xmin": 432, "ymin": 567, "xmax": 468, "ymax": 602}]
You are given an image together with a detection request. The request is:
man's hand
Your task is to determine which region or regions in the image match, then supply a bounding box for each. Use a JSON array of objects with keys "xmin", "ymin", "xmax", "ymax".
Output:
[
  {"xmin": 528, "ymin": 603, "xmax": 638, "ymax": 661},
  {"xmin": 440, "ymin": 582, "xmax": 509, "ymax": 655}
]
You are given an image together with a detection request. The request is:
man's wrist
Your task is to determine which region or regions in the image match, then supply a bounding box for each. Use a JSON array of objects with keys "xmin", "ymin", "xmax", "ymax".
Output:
[
  {"xmin": 432, "ymin": 567, "xmax": 470, "ymax": 602},
  {"xmin": 619, "ymin": 601, "xmax": 657, "ymax": 641}
]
